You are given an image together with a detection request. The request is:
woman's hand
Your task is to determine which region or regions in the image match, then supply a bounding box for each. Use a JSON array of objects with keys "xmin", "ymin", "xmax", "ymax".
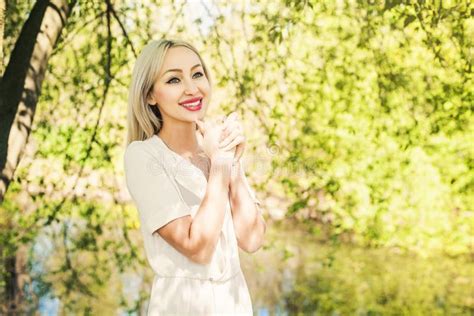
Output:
[
  {"xmin": 218, "ymin": 112, "xmax": 246, "ymax": 163},
  {"xmin": 196, "ymin": 119, "xmax": 235, "ymax": 163}
]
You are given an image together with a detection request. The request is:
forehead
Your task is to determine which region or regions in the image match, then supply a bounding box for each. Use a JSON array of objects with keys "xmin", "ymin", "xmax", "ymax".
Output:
[{"xmin": 160, "ymin": 46, "xmax": 202, "ymax": 72}]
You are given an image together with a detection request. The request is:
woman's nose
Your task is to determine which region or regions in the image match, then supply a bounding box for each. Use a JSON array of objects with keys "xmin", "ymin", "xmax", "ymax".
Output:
[{"xmin": 183, "ymin": 78, "xmax": 199, "ymax": 95}]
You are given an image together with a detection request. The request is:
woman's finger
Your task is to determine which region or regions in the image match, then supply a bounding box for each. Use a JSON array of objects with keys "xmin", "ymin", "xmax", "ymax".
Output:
[
  {"xmin": 220, "ymin": 135, "xmax": 245, "ymax": 152},
  {"xmin": 219, "ymin": 128, "xmax": 241, "ymax": 148},
  {"xmin": 223, "ymin": 122, "xmax": 242, "ymax": 135},
  {"xmin": 222, "ymin": 112, "xmax": 239, "ymax": 130},
  {"xmin": 223, "ymin": 120, "xmax": 242, "ymax": 135},
  {"xmin": 219, "ymin": 128, "xmax": 229, "ymax": 141},
  {"xmin": 195, "ymin": 120, "xmax": 205, "ymax": 136},
  {"xmin": 234, "ymin": 142, "xmax": 245, "ymax": 162}
]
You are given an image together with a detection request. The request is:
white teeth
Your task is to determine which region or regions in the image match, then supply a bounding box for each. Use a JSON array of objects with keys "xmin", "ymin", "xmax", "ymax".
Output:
[{"xmin": 183, "ymin": 100, "xmax": 201, "ymax": 107}]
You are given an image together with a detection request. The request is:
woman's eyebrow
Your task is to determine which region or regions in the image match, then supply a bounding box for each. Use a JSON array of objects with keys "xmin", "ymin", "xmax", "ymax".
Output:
[{"xmin": 162, "ymin": 64, "xmax": 202, "ymax": 76}]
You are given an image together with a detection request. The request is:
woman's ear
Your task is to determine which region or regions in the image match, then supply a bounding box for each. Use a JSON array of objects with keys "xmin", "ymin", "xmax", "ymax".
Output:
[
  {"xmin": 146, "ymin": 87, "xmax": 157, "ymax": 105},
  {"xmin": 147, "ymin": 94, "xmax": 156, "ymax": 106}
]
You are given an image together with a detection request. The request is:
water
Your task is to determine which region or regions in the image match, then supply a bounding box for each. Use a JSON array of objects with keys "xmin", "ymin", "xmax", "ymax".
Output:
[
  {"xmin": 239, "ymin": 221, "xmax": 473, "ymax": 315},
  {"xmin": 34, "ymin": 220, "xmax": 473, "ymax": 315}
]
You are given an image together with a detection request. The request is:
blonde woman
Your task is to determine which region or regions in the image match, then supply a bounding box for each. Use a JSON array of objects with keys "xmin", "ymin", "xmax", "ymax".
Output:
[{"xmin": 124, "ymin": 39, "xmax": 266, "ymax": 315}]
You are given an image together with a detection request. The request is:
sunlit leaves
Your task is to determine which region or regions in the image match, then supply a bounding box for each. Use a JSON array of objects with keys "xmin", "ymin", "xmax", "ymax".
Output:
[{"xmin": 233, "ymin": 0, "xmax": 474, "ymax": 256}]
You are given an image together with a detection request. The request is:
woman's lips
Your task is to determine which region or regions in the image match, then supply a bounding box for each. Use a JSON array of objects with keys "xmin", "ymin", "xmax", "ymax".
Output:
[
  {"xmin": 179, "ymin": 97, "xmax": 202, "ymax": 105},
  {"xmin": 180, "ymin": 98, "xmax": 202, "ymax": 111}
]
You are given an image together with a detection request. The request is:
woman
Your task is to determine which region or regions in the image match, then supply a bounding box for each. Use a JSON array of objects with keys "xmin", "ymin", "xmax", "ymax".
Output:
[{"xmin": 124, "ymin": 39, "xmax": 266, "ymax": 315}]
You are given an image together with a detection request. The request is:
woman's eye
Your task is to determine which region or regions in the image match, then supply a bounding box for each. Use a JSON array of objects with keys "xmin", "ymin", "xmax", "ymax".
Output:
[
  {"xmin": 166, "ymin": 77, "xmax": 180, "ymax": 84},
  {"xmin": 166, "ymin": 72, "xmax": 203, "ymax": 84}
]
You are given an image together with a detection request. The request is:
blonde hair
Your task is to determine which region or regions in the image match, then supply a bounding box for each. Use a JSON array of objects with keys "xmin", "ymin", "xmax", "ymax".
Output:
[{"xmin": 126, "ymin": 39, "xmax": 212, "ymax": 145}]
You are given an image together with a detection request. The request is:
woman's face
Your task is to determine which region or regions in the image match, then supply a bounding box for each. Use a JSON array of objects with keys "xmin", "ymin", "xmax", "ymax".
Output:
[{"xmin": 147, "ymin": 46, "xmax": 211, "ymax": 123}]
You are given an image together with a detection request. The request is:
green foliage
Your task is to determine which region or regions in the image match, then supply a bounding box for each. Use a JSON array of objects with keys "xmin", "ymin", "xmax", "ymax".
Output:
[
  {"xmin": 1, "ymin": 0, "xmax": 473, "ymax": 312},
  {"xmin": 208, "ymin": 0, "xmax": 474, "ymax": 256},
  {"xmin": 282, "ymin": 245, "xmax": 473, "ymax": 315}
]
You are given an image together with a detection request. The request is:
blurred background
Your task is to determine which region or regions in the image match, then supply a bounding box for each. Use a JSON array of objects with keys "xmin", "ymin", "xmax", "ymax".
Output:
[{"xmin": 0, "ymin": 0, "xmax": 473, "ymax": 314}]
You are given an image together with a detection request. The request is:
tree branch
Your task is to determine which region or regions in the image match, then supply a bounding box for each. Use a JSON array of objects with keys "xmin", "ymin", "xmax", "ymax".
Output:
[{"xmin": 106, "ymin": 0, "xmax": 137, "ymax": 58}]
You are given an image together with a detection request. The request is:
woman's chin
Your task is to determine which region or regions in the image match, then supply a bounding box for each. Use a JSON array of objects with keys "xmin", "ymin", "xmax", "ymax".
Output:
[
  {"xmin": 197, "ymin": 112, "xmax": 206, "ymax": 120},
  {"xmin": 178, "ymin": 105, "xmax": 207, "ymax": 121},
  {"xmin": 181, "ymin": 113, "xmax": 205, "ymax": 123},
  {"xmin": 194, "ymin": 108, "xmax": 207, "ymax": 120}
]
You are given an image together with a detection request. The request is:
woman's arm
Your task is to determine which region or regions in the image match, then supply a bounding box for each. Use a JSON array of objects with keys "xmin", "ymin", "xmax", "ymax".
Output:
[
  {"xmin": 188, "ymin": 157, "xmax": 233, "ymax": 262},
  {"xmin": 157, "ymin": 156, "xmax": 233, "ymax": 264},
  {"xmin": 158, "ymin": 119, "xmax": 236, "ymax": 264},
  {"xmin": 228, "ymin": 161, "xmax": 266, "ymax": 253}
]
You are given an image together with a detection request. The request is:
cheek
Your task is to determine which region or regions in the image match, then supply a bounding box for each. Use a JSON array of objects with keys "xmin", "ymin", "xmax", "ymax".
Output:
[
  {"xmin": 200, "ymin": 80, "xmax": 211, "ymax": 96},
  {"xmin": 156, "ymin": 86, "xmax": 179, "ymax": 105}
]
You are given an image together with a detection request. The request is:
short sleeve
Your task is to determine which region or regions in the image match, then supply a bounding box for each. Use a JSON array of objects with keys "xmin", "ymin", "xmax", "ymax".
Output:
[{"xmin": 124, "ymin": 142, "xmax": 191, "ymax": 235}]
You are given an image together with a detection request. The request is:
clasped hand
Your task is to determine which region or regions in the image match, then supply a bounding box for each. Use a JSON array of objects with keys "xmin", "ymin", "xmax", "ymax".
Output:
[{"xmin": 195, "ymin": 112, "xmax": 246, "ymax": 164}]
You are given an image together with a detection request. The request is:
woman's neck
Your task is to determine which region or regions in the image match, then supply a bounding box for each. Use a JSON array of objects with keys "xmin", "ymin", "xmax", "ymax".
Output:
[{"xmin": 158, "ymin": 122, "xmax": 200, "ymax": 157}]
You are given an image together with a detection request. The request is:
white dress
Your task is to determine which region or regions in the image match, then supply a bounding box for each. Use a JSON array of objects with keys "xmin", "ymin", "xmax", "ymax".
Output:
[{"xmin": 124, "ymin": 134, "xmax": 253, "ymax": 315}]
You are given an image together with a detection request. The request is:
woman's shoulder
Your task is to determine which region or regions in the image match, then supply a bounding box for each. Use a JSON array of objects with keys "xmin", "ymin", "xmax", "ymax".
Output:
[
  {"xmin": 124, "ymin": 136, "xmax": 171, "ymax": 169},
  {"xmin": 125, "ymin": 138, "xmax": 152, "ymax": 158}
]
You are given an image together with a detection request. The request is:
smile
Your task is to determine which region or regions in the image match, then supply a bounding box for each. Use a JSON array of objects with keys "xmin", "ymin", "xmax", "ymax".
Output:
[{"xmin": 180, "ymin": 98, "xmax": 202, "ymax": 111}]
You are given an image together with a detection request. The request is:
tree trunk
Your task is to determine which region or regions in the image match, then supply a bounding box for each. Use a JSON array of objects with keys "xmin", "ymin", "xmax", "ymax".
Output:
[
  {"xmin": 0, "ymin": 0, "xmax": 75, "ymax": 203},
  {"xmin": 0, "ymin": 0, "xmax": 76, "ymax": 312},
  {"xmin": 0, "ymin": 0, "xmax": 5, "ymax": 75}
]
